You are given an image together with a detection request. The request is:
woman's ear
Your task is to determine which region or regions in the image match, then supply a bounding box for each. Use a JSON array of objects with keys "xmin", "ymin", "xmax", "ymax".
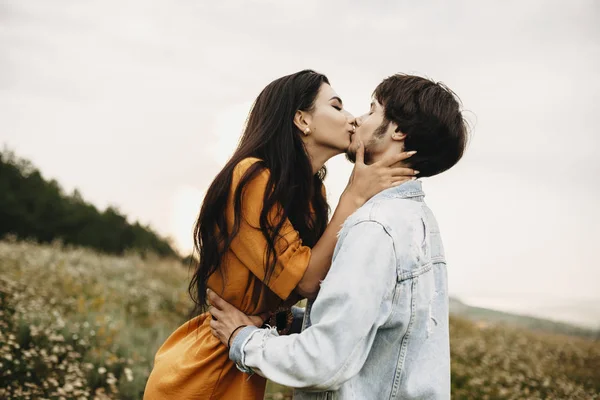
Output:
[{"xmin": 293, "ymin": 110, "xmax": 312, "ymax": 133}]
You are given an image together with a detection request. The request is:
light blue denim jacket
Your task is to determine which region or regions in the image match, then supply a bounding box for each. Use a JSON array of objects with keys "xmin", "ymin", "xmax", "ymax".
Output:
[{"xmin": 230, "ymin": 181, "xmax": 450, "ymax": 399}]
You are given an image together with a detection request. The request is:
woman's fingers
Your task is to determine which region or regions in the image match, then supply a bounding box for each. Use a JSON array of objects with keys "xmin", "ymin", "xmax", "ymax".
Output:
[
  {"xmin": 397, "ymin": 150, "xmax": 417, "ymax": 161},
  {"xmin": 378, "ymin": 150, "xmax": 417, "ymax": 167},
  {"xmin": 355, "ymin": 141, "xmax": 365, "ymax": 165},
  {"xmin": 392, "ymin": 176, "xmax": 416, "ymax": 186},
  {"xmin": 390, "ymin": 167, "xmax": 419, "ymax": 177}
]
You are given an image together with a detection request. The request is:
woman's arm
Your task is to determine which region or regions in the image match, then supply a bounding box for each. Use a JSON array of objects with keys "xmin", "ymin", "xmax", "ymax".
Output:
[
  {"xmin": 228, "ymin": 149, "xmax": 415, "ymax": 301},
  {"xmin": 295, "ymin": 145, "xmax": 416, "ymax": 299}
]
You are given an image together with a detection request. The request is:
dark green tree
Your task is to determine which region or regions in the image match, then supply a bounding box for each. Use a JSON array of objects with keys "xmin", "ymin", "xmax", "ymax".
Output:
[{"xmin": 0, "ymin": 148, "xmax": 178, "ymax": 258}]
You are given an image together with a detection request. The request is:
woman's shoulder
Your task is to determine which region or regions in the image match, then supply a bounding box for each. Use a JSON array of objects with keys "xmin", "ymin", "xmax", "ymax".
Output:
[
  {"xmin": 234, "ymin": 157, "xmax": 262, "ymax": 171},
  {"xmin": 232, "ymin": 157, "xmax": 269, "ymax": 184}
]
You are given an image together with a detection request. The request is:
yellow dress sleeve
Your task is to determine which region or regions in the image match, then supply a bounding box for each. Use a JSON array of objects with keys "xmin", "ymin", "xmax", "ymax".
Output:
[{"xmin": 227, "ymin": 158, "xmax": 311, "ymax": 300}]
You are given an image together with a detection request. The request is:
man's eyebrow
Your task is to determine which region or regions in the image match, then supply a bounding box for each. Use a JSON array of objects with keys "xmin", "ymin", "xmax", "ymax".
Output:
[{"xmin": 330, "ymin": 96, "xmax": 343, "ymax": 105}]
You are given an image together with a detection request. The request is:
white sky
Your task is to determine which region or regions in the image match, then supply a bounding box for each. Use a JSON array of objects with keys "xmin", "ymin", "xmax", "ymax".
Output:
[{"xmin": 1, "ymin": 0, "xmax": 599, "ymax": 327}]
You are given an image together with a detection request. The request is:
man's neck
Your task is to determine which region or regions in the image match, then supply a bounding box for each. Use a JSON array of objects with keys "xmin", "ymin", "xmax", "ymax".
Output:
[
  {"xmin": 368, "ymin": 156, "xmax": 408, "ymax": 169},
  {"xmin": 369, "ymin": 145, "xmax": 409, "ymax": 169}
]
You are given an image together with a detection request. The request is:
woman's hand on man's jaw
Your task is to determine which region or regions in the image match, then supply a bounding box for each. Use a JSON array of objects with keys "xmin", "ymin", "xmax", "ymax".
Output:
[{"xmin": 343, "ymin": 141, "xmax": 418, "ymax": 208}]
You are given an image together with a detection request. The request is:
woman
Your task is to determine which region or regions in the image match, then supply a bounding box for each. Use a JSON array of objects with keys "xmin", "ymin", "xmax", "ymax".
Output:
[{"xmin": 144, "ymin": 70, "xmax": 416, "ymax": 399}]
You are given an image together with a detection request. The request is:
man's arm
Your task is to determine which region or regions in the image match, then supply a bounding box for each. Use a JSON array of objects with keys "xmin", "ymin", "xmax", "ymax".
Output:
[{"xmin": 230, "ymin": 220, "xmax": 397, "ymax": 390}]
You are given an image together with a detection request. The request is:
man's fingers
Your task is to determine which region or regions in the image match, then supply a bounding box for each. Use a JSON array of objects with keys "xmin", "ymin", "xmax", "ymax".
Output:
[
  {"xmin": 207, "ymin": 288, "xmax": 230, "ymax": 311},
  {"xmin": 251, "ymin": 311, "xmax": 270, "ymax": 326},
  {"xmin": 208, "ymin": 305, "xmax": 224, "ymax": 321},
  {"xmin": 249, "ymin": 315, "xmax": 264, "ymax": 327},
  {"xmin": 209, "ymin": 319, "xmax": 226, "ymax": 342},
  {"xmin": 210, "ymin": 326, "xmax": 224, "ymax": 343},
  {"xmin": 258, "ymin": 311, "xmax": 271, "ymax": 322},
  {"xmin": 209, "ymin": 319, "xmax": 221, "ymax": 335},
  {"xmin": 380, "ymin": 150, "xmax": 417, "ymax": 167}
]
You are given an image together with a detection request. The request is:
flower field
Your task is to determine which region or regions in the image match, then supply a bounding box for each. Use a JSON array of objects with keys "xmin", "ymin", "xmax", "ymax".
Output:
[
  {"xmin": 1, "ymin": 239, "xmax": 598, "ymax": 399},
  {"xmin": 0, "ymin": 239, "xmax": 190, "ymax": 399}
]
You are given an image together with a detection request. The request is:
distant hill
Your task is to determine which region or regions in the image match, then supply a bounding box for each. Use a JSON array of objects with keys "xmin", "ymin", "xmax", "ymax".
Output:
[
  {"xmin": 0, "ymin": 147, "xmax": 178, "ymax": 258},
  {"xmin": 449, "ymin": 297, "xmax": 599, "ymax": 339}
]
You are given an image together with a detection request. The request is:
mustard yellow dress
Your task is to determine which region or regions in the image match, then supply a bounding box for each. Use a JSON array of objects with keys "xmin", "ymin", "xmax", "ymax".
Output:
[{"xmin": 144, "ymin": 158, "xmax": 312, "ymax": 399}]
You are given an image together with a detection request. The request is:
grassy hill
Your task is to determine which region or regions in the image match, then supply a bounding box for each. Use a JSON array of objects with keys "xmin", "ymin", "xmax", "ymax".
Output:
[
  {"xmin": 0, "ymin": 149, "xmax": 178, "ymax": 258},
  {"xmin": 449, "ymin": 297, "xmax": 599, "ymax": 339},
  {"xmin": 1, "ymin": 239, "xmax": 598, "ymax": 399}
]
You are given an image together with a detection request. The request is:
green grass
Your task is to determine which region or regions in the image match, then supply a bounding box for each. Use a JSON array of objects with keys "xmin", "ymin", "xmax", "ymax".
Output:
[
  {"xmin": 0, "ymin": 239, "xmax": 190, "ymax": 399},
  {"xmin": 1, "ymin": 239, "xmax": 598, "ymax": 399}
]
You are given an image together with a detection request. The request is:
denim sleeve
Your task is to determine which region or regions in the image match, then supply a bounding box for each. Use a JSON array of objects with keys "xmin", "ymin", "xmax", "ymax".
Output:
[
  {"xmin": 229, "ymin": 325, "xmax": 261, "ymax": 374},
  {"xmin": 235, "ymin": 221, "xmax": 397, "ymax": 390}
]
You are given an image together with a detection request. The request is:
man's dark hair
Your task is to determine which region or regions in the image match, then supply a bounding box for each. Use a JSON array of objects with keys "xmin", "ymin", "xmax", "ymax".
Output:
[{"xmin": 373, "ymin": 74, "xmax": 469, "ymax": 177}]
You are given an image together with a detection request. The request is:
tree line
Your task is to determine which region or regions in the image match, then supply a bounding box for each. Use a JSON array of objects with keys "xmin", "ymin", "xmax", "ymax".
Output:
[{"xmin": 0, "ymin": 148, "xmax": 178, "ymax": 257}]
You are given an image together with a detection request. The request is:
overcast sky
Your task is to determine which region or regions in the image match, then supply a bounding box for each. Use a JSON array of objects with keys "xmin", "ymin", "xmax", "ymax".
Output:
[{"xmin": 1, "ymin": 0, "xmax": 599, "ymax": 327}]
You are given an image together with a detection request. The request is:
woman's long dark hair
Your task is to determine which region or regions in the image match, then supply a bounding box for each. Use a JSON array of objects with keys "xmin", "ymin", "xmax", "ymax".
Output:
[{"xmin": 188, "ymin": 70, "xmax": 331, "ymax": 316}]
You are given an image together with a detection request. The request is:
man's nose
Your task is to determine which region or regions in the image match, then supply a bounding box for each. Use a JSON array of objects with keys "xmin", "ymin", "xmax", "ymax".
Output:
[
  {"xmin": 354, "ymin": 116, "xmax": 363, "ymax": 127},
  {"xmin": 348, "ymin": 116, "xmax": 357, "ymax": 127},
  {"xmin": 343, "ymin": 110, "xmax": 355, "ymax": 124}
]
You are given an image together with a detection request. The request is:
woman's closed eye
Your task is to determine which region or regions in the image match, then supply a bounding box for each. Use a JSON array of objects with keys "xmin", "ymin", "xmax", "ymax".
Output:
[{"xmin": 332, "ymin": 105, "xmax": 342, "ymax": 111}]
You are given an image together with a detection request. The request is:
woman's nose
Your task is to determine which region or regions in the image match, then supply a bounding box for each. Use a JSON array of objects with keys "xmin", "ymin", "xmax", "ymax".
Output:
[{"xmin": 343, "ymin": 110, "xmax": 355, "ymax": 123}]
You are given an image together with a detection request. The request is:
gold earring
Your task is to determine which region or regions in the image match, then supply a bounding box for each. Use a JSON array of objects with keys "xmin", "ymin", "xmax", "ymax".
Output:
[{"xmin": 304, "ymin": 127, "xmax": 311, "ymax": 135}]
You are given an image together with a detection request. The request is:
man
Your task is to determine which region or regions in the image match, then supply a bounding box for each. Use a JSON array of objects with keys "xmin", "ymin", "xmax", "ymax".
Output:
[{"xmin": 208, "ymin": 74, "xmax": 468, "ymax": 399}]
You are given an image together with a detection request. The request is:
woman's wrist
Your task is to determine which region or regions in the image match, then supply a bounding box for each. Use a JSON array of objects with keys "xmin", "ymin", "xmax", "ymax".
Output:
[{"xmin": 339, "ymin": 190, "xmax": 365, "ymax": 211}]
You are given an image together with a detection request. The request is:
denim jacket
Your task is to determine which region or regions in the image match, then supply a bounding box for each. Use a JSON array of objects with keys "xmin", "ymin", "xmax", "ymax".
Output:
[{"xmin": 230, "ymin": 181, "xmax": 450, "ymax": 399}]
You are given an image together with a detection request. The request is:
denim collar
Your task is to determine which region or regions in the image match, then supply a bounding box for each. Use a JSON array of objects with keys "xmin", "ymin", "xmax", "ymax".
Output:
[{"xmin": 369, "ymin": 180, "xmax": 425, "ymax": 202}]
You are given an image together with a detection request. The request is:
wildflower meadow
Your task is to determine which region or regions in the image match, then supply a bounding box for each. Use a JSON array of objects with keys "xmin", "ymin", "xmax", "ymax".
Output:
[{"xmin": 1, "ymin": 239, "xmax": 598, "ymax": 399}]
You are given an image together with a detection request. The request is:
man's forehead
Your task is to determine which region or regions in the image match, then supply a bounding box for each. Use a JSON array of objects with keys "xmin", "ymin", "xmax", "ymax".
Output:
[{"xmin": 370, "ymin": 97, "xmax": 382, "ymax": 107}]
